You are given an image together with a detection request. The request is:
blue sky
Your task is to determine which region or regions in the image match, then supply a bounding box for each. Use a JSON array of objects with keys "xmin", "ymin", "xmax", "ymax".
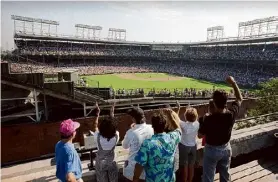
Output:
[{"xmin": 1, "ymin": 1, "xmax": 278, "ymax": 50}]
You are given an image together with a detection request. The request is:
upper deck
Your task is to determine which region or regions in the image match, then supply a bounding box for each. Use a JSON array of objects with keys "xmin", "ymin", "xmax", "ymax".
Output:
[{"xmin": 14, "ymin": 33, "xmax": 278, "ymax": 47}]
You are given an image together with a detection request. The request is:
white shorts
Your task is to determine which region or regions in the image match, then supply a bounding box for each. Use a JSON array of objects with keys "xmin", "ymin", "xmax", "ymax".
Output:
[{"xmin": 123, "ymin": 160, "xmax": 145, "ymax": 180}]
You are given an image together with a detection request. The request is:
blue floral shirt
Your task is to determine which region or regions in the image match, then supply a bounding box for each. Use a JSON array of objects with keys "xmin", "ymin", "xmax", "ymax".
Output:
[{"xmin": 135, "ymin": 129, "xmax": 181, "ymax": 182}]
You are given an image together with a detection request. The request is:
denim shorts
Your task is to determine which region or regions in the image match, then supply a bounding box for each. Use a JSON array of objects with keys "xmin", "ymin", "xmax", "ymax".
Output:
[{"xmin": 179, "ymin": 143, "xmax": 197, "ymax": 166}]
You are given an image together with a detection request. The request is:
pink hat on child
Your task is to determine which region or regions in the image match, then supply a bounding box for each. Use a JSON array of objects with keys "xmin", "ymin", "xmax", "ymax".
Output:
[{"xmin": 60, "ymin": 119, "xmax": 80, "ymax": 136}]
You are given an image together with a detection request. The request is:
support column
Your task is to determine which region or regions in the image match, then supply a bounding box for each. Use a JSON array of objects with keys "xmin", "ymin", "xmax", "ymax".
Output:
[
  {"xmin": 48, "ymin": 24, "xmax": 50, "ymax": 36},
  {"xmin": 14, "ymin": 20, "xmax": 16, "ymax": 34},
  {"xmin": 44, "ymin": 94, "xmax": 48, "ymax": 121},
  {"xmin": 32, "ymin": 22, "xmax": 34, "ymax": 34},
  {"xmin": 23, "ymin": 21, "xmax": 26, "ymax": 34},
  {"xmin": 34, "ymin": 89, "xmax": 39, "ymax": 122},
  {"xmin": 41, "ymin": 22, "xmax": 43, "ymax": 35},
  {"xmin": 83, "ymin": 103, "xmax": 86, "ymax": 117}
]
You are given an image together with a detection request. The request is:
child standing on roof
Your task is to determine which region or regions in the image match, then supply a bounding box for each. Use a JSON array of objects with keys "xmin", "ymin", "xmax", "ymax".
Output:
[
  {"xmin": 179, "ymin": 107, "xmax": 199, "ymax": 182},
  {"xmin": 91, "ymin": 102, "xmax": 119, "ymax": 182},
  {"xmin": 55, "ymin": 119, "xmax": 83, "ymax": 182}
]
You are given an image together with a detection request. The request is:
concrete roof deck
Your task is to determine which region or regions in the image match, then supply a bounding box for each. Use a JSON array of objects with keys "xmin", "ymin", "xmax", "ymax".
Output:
[
  {"xmin": 1, "ymin": 146, "xmax": 128, "ymax": 182},
  {"xmin": 2, "ymin": 154, "xmax": 277, "ymax": 182},
  {"xmin": 2, "ymin": 121, "xmax": 277, "ymax": 182}
]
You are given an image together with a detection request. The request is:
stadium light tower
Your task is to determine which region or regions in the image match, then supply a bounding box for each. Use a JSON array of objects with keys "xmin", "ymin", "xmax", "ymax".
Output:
[
  {"xmin": 108, "ymin": 28, "xmax": 126, "ymax": 41},
  {"xmin": 238, "ymin": 16, "xmax": 278, "ymax": 38},
  {"xmin": 11, "ymin": 15, "xmax": 59, "ymax": 36},
  {"xmin": 75, "ymin": 24, "xmax": 102, "ymax": 39},
  {"xmin": 207, "ymin": 26, "xmax": 224, "ymax": 41}
]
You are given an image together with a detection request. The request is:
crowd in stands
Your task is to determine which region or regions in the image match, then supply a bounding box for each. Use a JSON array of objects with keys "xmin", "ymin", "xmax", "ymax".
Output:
[
  {"xmin": 9, "ymin": 57, "xmax": 275, "ymax": 88},
  {"xmin": 55, "ymin": 76, "xmax": 243, "ymax": 182},
  {"xmin": 17, "ymin": 41, "xmax": 277, "ymax": 62},
  {"xmin": 9, "ymin": 61, "xmax": 152, "ymax": 75},
  {"xmin": 112, "ymin": 88, "xmax": 252, "ymax": 99},
  {"xmin": 8, "ymin": 40, "xmax": 277, "ymax": 89}
]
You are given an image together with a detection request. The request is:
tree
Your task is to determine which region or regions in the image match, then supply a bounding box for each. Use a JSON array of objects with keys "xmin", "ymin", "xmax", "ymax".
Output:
[{"xmin": 248, "ymin": 78, "xmax": 278, "ymax": 116}]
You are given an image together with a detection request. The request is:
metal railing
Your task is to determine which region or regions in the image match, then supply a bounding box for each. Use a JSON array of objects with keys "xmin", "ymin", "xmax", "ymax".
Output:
[{"xmin": 74, "ymin": 88, "xmax": 105, "ymax": 103}]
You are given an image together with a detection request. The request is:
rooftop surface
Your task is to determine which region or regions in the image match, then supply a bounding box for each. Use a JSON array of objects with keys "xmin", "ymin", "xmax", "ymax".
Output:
[
  {"xmin": 2, "ymin": 152, "xmax": 277, "ymax": 182},
  {"xmin": 1, "ymin": 146, "xmax": 128, "ymax": 182},
  {"xmin": 215, "ymin": 158, "xmax": 278, "ymax": 182}
]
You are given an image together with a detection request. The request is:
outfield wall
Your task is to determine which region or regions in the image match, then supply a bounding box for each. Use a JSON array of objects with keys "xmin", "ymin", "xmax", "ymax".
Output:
[{"xmin": 1, "ymin": 99, "xmax": 256, "ymax": 164}]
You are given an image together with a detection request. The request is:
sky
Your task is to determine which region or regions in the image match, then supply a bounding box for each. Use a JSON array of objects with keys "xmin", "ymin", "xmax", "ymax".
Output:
[{"xmin": 1, "ymin": 1, "xmax": 278, "ymax": 50}]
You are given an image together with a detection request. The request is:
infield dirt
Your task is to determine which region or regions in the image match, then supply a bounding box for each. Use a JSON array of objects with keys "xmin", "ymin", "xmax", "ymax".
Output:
[{"xmin": 117, "ymin": 73, "xmax": 183, "ymax": 81}]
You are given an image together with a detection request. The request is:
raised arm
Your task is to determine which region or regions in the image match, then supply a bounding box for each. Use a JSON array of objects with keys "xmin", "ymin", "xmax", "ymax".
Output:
[
  {"xmin": 110, "ymin": 102, "xmax": 115, "ymax": 118},
  {"xmin": 92, "ymin": 102, "xmax": 100, "ymax": 132},
  {"xmin": 226, "ymin": 76, "xmax": 243, "ymax": 120},
  {"xmin": 198, "ymin": 115, "xmax": 206, "ymax": 139},
  {"xmin": 175, "ymin": 100, "xmax": 180, "ymax": 115},
  {"xmin": 165, "ymin": 109, "xmax": 181, "ymax": 131},
  {"xmin": 226, "ymin": 76, "xmax": 243, "ymax": 104},
  {"xmin": 122, "ymin": 123, "xmax": 136, "ymax": 149}
]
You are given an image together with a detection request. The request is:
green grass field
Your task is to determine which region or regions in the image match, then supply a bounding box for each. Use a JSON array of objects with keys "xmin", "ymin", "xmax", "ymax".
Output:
[
  {"xmin": 134, "ymin": 73, "xmax": 173, "ymax": 79},
  {"xmin": 82, "ymin": 73, "xmax": 231, "ymax": 91}
]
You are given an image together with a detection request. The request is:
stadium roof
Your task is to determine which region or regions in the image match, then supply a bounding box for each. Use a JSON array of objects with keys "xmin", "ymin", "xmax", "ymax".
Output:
[{"xmin": 14, "ymin": 33, "xmax": 278, "ymax": 46}]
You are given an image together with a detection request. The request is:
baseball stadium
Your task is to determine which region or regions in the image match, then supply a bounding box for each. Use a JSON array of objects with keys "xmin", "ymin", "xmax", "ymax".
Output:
[
  {"xmin": 5, "ymin": 15, "xmax": 277, "ymax": 100},
  {"xmin": 1, "ymin": 11, "xmax": 278, "ymax": 182}
]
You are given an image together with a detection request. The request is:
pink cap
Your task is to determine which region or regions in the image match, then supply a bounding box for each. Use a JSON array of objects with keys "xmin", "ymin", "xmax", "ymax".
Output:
[{"xmin": 60, "ymin": 119, "xmax": 80, "ymax": 137}]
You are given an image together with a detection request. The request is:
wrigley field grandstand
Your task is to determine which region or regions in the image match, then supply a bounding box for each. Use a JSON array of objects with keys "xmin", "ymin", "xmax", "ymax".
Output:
[{"xmin": 1, "ymin": 10, "xmax": 278, "ymax": 182}]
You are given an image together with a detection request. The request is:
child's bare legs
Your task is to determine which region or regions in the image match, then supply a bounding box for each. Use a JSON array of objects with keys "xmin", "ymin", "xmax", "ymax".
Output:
[
  {"xmin": 188, "ymin": 164, "xmax": 195, "ymax": 182},
  {"xmin": 184, "ymin": 166, "xmax": 188, "ymax": 182}
]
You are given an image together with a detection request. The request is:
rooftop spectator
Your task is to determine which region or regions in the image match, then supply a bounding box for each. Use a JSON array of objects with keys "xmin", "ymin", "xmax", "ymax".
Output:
[
  {"xmin": 122, "ymin": 107, "xmax": 154, "ymax": 181},
  {"xmin": 55, "ymin": 119, "xmax": 83, "ymax": 182},
  {"xmin": 133, "ymin": 109, "xmax": 181, "ymax": 182},
  {"xmin": 179, "ymin": 107, "xmax": 199, "ymax": 182},
  {"xmin": 198, "ymin": 76, "xmax": 243, "ymax": 182},
  {"xmin": 91, "ymin": 103, "xmax": 119, "ymax": 182}
]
